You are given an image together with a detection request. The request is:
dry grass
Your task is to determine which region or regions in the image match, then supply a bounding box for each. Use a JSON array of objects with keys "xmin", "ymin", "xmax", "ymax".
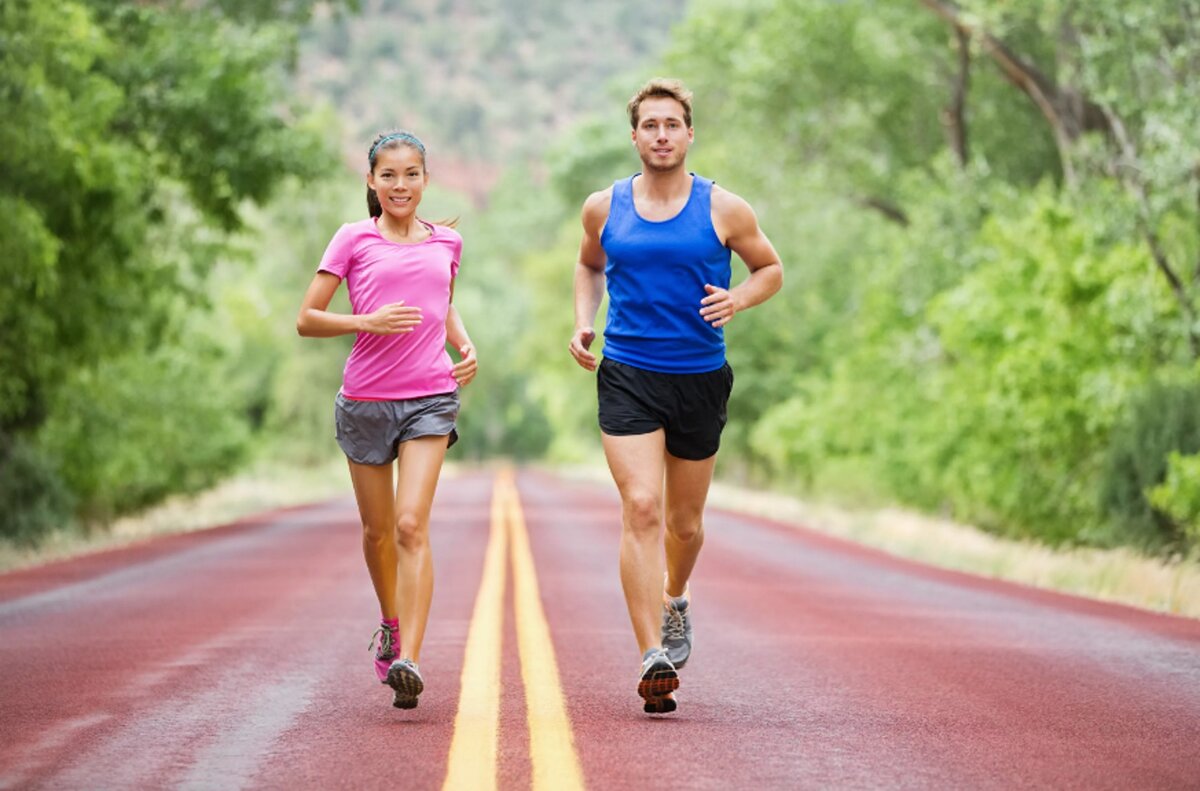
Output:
[
  {"xmin": 707, "ymin": 480, "xmax": 1200, "ymax": 619},
  {"xmin": 0, "ymin": 457, "xmax": 354, "ymax": 574},
  {"xmin": 547, "ymin": 463, "xmax": 1199, "ymax": 620}
]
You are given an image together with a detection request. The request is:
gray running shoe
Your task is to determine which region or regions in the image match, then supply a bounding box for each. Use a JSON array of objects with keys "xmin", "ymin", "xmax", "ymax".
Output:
[
  {"xmin": 661, "ymin": 596, "xmax": 693, "ymax": 669},
  {"xmin": 387, "ymin": 658, "xmax": 424, "ymax": 709},
  {"xmin": 637, "ymin": 648, "xmax": 679, "ymax": 714}
]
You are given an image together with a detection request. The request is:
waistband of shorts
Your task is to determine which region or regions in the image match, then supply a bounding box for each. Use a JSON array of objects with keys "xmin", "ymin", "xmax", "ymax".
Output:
[{"xmin": 337, "ymin": 389, "xmax": 459, "ymax": 404}]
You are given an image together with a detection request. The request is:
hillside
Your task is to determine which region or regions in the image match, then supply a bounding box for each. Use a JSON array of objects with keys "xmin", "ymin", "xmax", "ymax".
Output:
[{"xmin": 296, "ymin": 0, "xmax": 688, "ymax": 203}]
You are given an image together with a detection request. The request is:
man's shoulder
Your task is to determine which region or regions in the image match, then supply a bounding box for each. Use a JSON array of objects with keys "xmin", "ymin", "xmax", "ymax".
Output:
[
  {"xmin": 583, "ymin": 173, "xmax": 636, "ymax": 208},
  {"xmin": 581, "ymin": 185, "xmax": 615, "ymax": 229},
  {"xmin": 709, "ymin": 182, "xmax": 755, "ymax": 220},
  {"xmin": 584, "ymin": 184, "xmax": 616, "ymax": 208}
]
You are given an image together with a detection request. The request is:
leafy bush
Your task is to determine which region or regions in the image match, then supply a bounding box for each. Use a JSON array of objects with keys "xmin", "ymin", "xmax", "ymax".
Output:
[
  {"xmin": 0, "ymin": 438, "xmax": 74, "ymax": 544},
  {"xmin": 37, "ymin": 349, "xmax": 251, "ymax": 523},
  {"xmin": 1100, "ymin": 378, "xmax": 1200, "ymax": 549},
  {"xmin": 1148, "ymin": 451, "xmax": 1200, "ymax": 545}
]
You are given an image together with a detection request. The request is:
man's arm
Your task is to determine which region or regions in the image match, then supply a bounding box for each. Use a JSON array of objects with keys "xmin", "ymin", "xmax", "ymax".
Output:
[
  {"xmin": 702, "ymin": 186, "xmax": 784, "ymax": 328},
  {"xmin": 569, "ymin": 188, "xmax": 613, "ymax": 371}
]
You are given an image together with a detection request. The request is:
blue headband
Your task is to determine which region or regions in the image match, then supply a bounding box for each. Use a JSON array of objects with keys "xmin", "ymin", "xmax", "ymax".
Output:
[{"xmin": 369, "ymin": 132, "xmax": 426, "ymax": 162}]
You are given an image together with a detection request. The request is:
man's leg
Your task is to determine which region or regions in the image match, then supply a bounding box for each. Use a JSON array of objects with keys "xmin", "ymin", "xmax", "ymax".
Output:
[
  {"xmin": 603, "ymin": 430, "xmax": 681, "ymax": 712},
  {"xmin": 601, "ymin": 430, "xmax": 668, "ymax": 654},
  {"xmin": 663, "ymin": 452, "xmax": 717, "ymax": 597},
  {"xmin": 658, "ymin": 452, "xmax": 716, "ymax": 669}
]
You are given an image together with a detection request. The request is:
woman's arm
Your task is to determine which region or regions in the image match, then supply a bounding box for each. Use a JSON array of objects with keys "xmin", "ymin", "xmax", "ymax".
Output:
[
  {"xmin": 296, "ymin": 272, "xmax": 423, "ymax": 337},
  {"xmin": 445, "ymin": 284, "xmax": 477, "ymax": 386}
]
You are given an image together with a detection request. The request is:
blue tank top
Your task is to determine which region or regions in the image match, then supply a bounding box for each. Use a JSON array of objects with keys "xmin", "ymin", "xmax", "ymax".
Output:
[{"xmin": 599, "ymin": 174, "xmax": 731, "ymax": 374}]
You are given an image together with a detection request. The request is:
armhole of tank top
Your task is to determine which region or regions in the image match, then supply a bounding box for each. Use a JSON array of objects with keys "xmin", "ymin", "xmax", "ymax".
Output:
[
  {"xmin": 700, "ymin": 178, "xmax": 728, "ymax": 249},
  {"xmin": 598, "ymin": 180, "xmax": 623, "ymax": 245}
]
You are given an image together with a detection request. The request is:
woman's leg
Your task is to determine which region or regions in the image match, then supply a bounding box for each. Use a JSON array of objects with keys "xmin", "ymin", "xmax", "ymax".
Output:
[
  {"xmin": 393, "ymin": 434, "xmax": 450, "ymax": 663},
  {"xmin": 346, "ymin": 458, "xmax": 399, "ymax": 619}
]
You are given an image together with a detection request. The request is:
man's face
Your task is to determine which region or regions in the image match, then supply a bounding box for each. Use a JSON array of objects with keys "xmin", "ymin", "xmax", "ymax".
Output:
[{"xmin": 632, "ymin": 96, "xmax": 693, "ymax": 173}]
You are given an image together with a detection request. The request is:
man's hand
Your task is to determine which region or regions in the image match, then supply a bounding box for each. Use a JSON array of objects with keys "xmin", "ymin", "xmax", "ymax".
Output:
[
  {"xmin": 699, "ymin": 284, "xmax": 738, "ymax": 328},
  {"xmin": 569, "ymin": 327, "xmax": 598, "ymax": 371}
]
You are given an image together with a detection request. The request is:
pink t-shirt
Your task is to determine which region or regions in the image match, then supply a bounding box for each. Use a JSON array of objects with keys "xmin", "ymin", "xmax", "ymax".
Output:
[{"xmin": 318, "ymin": 217, "xmax": 462, "ymax": 400}]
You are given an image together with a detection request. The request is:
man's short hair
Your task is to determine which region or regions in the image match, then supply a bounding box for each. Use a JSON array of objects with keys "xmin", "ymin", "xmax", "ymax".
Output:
[{"xmin": 627, "ymin": 78, "xmax": 693, "ymax": 129}]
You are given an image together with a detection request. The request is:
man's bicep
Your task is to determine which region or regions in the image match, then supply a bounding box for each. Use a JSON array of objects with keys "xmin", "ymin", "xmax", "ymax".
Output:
[
  {"xmin": 578, "ymin": 230, "xmax": 607, "ymax": 269},
  {"xmin": 732, "ymin": 228, "xmax": 781, "ymax": 273},
  {"xmin": 578, "ymin": 198, "xmax": 610, "ymax": 269}
]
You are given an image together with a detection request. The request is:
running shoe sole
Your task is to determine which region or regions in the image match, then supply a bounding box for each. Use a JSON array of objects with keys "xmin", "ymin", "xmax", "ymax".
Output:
[
  {"xmin": 638, "ymin": 659, "xmax": 679, "ymax": 714},
  {"xmin": 388, "ymin": 662, "xmax": 424, "ymax": 709},
  {"xmin": 643, "ymin": 691, "xmax": 677, "ymax": 714}
]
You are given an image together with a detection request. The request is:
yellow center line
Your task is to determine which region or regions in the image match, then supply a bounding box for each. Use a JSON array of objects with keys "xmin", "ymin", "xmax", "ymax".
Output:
[
  {"xmin": 505, "ymin": 474, "xmax": 586, "ymax": 791},
  {"xmin": 442, "ymin": 471, "xmax": 509, "ymax": 791}
]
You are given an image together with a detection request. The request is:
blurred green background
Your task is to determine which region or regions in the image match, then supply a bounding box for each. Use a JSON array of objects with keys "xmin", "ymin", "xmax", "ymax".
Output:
[{"xmin": 4, "ymin": 0, "xmax": 1200, "ymax": 555}]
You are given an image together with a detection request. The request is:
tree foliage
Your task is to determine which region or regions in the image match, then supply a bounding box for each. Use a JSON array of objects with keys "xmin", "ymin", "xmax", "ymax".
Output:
[
  {"xmin": 489, "ymin": 0, "xmax": 1200, "ymax": 551},
  {"xmin": 1, "ymin": 0, "xmax": 344, "ymax": 539}
]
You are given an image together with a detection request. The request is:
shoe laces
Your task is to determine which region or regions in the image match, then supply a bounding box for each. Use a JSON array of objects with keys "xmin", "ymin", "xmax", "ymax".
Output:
[
  {"xmin": 370, "ymin": 624, "xmax": 398, "ymax": 657},
  {"xmin": 663, "ymin": 605, "xmax": 687, "ymax": 641}
]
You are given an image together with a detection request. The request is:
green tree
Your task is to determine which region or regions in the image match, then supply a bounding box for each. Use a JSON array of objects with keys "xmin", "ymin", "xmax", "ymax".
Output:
[{"xmin": 1, "ymin": 1, "xmax": 346, "ymax": 538}]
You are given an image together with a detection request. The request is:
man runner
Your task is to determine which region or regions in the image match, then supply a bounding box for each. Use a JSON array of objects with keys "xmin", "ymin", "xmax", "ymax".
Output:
[{"xmin": 568, "ymin": 78, "xmax": 784, "ymax": 714}]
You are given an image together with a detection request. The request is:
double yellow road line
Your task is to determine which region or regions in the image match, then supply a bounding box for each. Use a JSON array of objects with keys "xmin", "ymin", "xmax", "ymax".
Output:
[{"xmin": 443, "ymin": 470, "xmax": 585, "ymax": 791}]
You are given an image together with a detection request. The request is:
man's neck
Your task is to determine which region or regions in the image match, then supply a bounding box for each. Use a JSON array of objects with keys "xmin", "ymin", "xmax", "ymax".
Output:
[{"xmin": 635, "ymin": 165, "xmax": 691, "ymax": 201}]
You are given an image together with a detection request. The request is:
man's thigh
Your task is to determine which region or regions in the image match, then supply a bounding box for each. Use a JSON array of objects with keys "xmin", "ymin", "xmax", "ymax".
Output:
[
  {"xmin": 664, "ymin": 452, "xmax": 717, "ymax": 521},
  {"xmin": 602, "ymin": 430, "xmax": 667, "ymax": 505}
]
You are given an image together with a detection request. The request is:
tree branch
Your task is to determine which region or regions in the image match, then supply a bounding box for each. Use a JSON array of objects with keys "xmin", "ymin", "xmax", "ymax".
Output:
[
  {"xmin": 857, "ymin": 196, "xmax": 911, "ymax": 227},
  {"xmin": 1102, "ymin": 104, "xmax": 1200, "ymax": 357},
  {"xmin": 918, "ymin": 0, "xmax": 1114, "ymax": 187},
  {"xmin": 940, "ymin": 25, "xmax": 971, "ymax": 168}
]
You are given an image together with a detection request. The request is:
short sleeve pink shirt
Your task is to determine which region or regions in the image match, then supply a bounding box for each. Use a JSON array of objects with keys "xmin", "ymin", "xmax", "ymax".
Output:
[{"xmin": 318, "ymin": 217, "xmax": 462, "ymax": 400}]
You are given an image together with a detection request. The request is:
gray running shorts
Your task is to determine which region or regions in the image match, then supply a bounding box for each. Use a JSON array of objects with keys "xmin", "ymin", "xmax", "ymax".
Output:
[{"xmin": 334, "ymin": 391, "xmax": 460, "ymax": 465}]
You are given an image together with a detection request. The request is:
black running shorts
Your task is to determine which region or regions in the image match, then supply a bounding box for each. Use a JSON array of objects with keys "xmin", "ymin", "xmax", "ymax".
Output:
[{"xmin": 596, "ymin": 357, "xmax": 734, "ymax": 461}]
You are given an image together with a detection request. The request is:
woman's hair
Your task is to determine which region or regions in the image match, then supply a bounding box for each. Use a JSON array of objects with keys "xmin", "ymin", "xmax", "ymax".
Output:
[
  {"xmin": 365, "ymin": 130, "xmax": 458, "ymax": 229},
  {"xmin": 627, "ymin": 77, "xmax": 693, "ymax": 129}
]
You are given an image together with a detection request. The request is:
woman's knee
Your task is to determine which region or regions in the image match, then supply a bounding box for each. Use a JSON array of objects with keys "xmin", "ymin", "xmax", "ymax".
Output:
[
  {"xmin": 394, "ymin": 512, "xmax": 427, "ymax": 550},
  {"xmin": 665, "ymin": 512, "xmax": 703, "ymax": 543},
  {"xmin": 362, "ymin": 518, "xmax": 391, "ymax": 546}
]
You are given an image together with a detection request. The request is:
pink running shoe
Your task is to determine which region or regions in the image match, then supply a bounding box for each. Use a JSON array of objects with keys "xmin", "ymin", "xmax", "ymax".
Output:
[{"xmin": 370, "ymin": 622, "xmax": 400, "ymax": 683}]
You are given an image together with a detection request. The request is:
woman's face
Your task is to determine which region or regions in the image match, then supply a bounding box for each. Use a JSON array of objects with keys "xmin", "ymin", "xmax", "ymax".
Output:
[{"xmin": 368, "ymin": 144, "xmax": 428, "ymax": 221}]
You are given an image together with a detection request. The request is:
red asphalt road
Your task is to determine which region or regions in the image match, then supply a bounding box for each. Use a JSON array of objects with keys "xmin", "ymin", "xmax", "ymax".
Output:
[{"xmin": 1, "ymin": 466, "xmax": 1199, "ymax": 789}]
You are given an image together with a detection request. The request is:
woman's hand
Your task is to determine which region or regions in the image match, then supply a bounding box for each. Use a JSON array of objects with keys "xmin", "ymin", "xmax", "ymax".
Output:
[
  {"xmin": 452, "ymin": 343, "xmax": 477, "ymax": 386},
  {"xmin": 361, "ymin": 302, "xmax": 423, "ymax": 335}
]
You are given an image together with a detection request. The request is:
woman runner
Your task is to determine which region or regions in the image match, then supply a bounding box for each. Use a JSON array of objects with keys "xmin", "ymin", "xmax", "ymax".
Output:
[{"xmin": 297, "ymin": 130, "xmax": 476, "ymax": 709}]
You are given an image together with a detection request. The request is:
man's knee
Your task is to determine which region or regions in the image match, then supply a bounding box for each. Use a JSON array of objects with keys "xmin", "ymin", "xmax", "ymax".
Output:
[{"xmin": 622, "ymin": 491, "xmax": 662, "ymax": 535}]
